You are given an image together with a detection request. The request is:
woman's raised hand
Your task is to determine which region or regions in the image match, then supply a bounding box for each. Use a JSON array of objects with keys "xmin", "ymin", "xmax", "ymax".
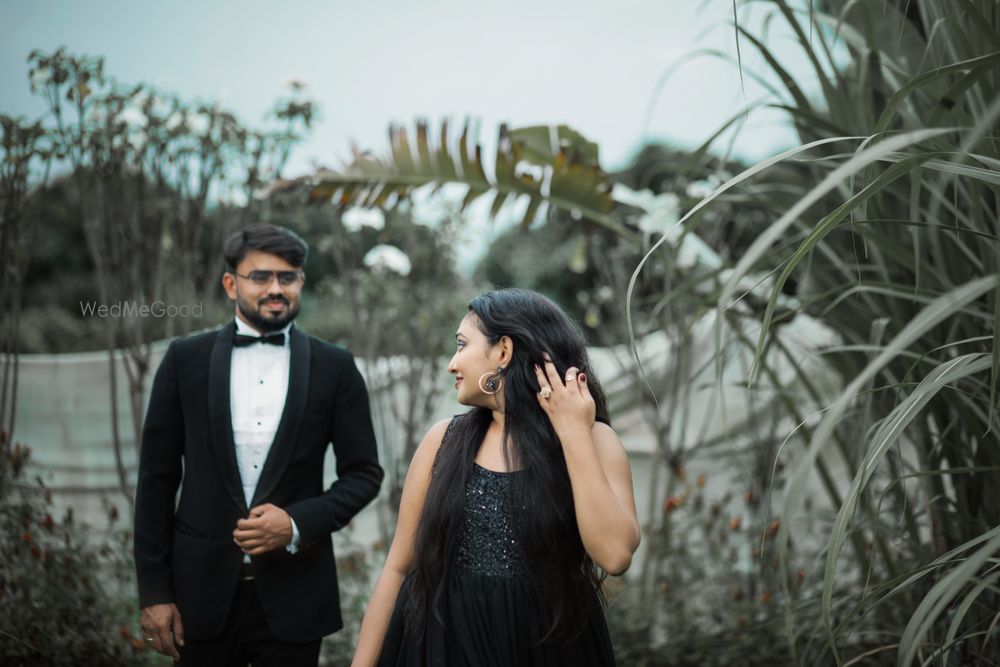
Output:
[{"xmin": 533, "ymin": 354, "xmax": 595, "ymax": 437}]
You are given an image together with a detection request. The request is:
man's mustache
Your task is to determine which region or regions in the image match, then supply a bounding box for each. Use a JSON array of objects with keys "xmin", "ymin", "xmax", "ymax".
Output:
[{"xmin": 259, "ymin": 296, "xmax": 289, "ymax": 306}]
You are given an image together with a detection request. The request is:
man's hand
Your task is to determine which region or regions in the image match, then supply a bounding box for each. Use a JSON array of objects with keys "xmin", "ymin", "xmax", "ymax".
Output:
[
  {"xmin": 233, "ymin": 503, "xmax": 293, "ymax": 556},
  {"xmin": 139, "ymin": 603, "xmax": 184, "ymax": 659}
]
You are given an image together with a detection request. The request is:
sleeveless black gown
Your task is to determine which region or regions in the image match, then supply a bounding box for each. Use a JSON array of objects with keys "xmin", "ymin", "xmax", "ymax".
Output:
[{"xmin": 378, "ymin": 423, "xmax": 617, "ymax": 666}]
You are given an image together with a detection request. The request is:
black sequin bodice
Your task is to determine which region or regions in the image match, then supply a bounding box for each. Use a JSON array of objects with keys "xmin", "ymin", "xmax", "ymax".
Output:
[{"xmin": 455, "ymin": 463, "xmax": 529, "ymax": 577}]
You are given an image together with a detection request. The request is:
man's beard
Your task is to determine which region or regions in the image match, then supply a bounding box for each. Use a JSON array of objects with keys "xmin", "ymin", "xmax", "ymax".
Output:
[{"xmin": 236, "ymin": 293, "xmax": 300, "ymax": 333}]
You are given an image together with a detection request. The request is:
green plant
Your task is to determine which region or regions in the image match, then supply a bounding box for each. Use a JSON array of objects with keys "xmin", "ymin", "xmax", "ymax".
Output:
[
  {"xmin": 0, "ymin": 432, "xmax": 157, "ymax": 666},
  {"xmin": 625, "ymin": 1, "xmax": 1000, "ymax": 664},
  {"xmin": 319, "ymin": 526, "xmax": 378, "ymax": 666}
]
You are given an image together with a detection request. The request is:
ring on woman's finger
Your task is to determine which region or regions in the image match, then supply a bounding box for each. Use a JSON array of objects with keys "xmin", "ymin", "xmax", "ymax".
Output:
[{"xmin": 539, "ymin": 386, "xmax": 553, "ymax": 399}]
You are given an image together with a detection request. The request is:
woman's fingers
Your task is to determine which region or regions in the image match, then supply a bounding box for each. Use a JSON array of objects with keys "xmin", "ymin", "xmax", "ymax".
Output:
[
  {"xmin": 533, "ymin": 363, "xmax": 551, "ymax": 390},
  {"xmin": 541, "ymin": 356, "xmax": 562, "ymax": 390},
  {"xmin": 578, "ymin": 373, "xmax": 593, "ymax": 403},
  {"xmin": 537, "ymin": 357, "xmax": 587, "ymax": 395},
  {"xmin": 569, "ymin": 369, "xmax": 586, "ymax": 398},
  {"xmin": 536, "ymin": 356, "xmax": 589, "ymax": 414}
]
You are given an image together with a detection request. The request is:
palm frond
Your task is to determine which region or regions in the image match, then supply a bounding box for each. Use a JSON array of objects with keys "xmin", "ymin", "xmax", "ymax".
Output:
[{"xmin": 309, "ymin": 119, "xmax": 635, "ymax": 241}]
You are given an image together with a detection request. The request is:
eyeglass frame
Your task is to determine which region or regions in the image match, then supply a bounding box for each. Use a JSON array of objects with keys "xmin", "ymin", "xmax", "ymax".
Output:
[{"xmin": 229, "ymin": 269, "xmax": 306, "ymax": 287}]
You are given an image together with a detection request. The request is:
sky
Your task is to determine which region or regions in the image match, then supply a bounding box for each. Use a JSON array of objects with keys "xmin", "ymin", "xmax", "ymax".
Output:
[{"xmin": 2, "ymin": 0, "xmax": 820, "ymax": 267}]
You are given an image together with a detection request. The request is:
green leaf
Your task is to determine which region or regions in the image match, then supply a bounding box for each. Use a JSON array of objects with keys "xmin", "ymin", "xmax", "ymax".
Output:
[
  {"xmin": 821, "ymin": 353, "xmax": 994, "ymax": 662},
  {"xmin": 746, "ymin": 149, "xmax": 946, "ymax": 384},
  {"xmin": 310, "ymin": 120, "xmax": 628, "ymax": 239},
  {"xmin": 626, "ymin": 134, "xmax": 857, "ymax": 404},
  {"xmin": 872, "ymin": 51, "xmax": 1000, "ymax": 137},
  {"xmin": 898, "ymin": 529, "xmax": 1000, "ymax": 667},
  {"xmin": 775, "ymin": 275, "xmax": 999, "ymax": 665}
]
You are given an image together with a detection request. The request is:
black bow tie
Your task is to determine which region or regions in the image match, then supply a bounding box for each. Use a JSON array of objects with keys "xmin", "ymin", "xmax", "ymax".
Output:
[{"xmin": 233, "ymin": 332, "xmax": 286, "ymax": 348}]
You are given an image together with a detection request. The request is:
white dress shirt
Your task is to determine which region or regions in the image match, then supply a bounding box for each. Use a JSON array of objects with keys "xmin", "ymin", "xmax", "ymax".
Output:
[{"xmin": 230, "ymin": 316, "xmax": 301, "ymax": 557}]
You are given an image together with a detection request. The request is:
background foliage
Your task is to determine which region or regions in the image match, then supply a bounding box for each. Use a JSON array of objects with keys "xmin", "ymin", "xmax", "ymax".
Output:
[
  {"xmin": 2, "ymin": 0, "xmax": 999, "ymax": 665},
  {"xmin": 0, "ymin": 432, "xmax": 157, "ymax": 666}
]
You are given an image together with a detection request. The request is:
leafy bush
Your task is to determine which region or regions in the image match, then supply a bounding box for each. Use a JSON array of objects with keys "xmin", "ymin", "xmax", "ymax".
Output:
[
  {"xmin": 319, "ymin": 529, "xmax": 380, "ymax": 665},
  {"xmin": 0, "ymin": 432, "xmax": 156, "ymax": 666}
]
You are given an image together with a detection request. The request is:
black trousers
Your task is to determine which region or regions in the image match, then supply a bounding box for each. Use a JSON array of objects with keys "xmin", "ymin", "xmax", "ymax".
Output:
[{"xmin": 177, "ymin": 579, "xmax": 322, "ymax": 667}]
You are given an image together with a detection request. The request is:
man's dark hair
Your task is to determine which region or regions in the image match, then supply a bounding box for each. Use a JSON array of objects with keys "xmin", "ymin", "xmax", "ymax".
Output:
[{"xmin": 223, "ymin": 224, "xmax": 309, "ymax": 272}]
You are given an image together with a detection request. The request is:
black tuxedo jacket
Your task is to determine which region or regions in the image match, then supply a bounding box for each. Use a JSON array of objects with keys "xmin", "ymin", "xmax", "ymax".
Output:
[{"xmin": 133, "ymin": 321, "xmax": 383, "ymax": 642}]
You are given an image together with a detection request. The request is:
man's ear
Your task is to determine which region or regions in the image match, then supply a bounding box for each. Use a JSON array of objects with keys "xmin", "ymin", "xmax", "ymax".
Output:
[{"xmin": 222, "ymin": 273, "xmax": 237, "ymax": 301}]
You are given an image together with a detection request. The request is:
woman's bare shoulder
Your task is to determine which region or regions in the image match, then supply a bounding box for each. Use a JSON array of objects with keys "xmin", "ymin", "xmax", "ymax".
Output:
[
  {"xmin": 425, "ymin": 417, "xmax": 454, "ymax": 445},
  {"xmin": 411, "ymin": 417, "xmax": 457, "ymax": 467}
]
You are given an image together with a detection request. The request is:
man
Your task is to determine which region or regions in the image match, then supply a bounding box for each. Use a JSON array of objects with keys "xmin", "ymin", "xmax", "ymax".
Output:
[{"xmin": 134, "ymin": 224, "xmax": 383, "ymax": 665}]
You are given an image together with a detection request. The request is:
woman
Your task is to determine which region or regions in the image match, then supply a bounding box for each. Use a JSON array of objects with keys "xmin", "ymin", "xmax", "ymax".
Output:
[{"xmin": 352, "ymin": 288, "xmax": 640, "ymax": 666}]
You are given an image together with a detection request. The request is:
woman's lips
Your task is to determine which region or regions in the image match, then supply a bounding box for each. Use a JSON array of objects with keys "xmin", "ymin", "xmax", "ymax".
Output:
[{"xmin": 455, "ymin": 377, "xmax": 463, "ymax": 389}]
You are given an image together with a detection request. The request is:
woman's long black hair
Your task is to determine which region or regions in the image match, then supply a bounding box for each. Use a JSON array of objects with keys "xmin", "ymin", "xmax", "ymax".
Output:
[{"xmin": 405, "ymin": 288, "xmax": 610, "ymax": 644}]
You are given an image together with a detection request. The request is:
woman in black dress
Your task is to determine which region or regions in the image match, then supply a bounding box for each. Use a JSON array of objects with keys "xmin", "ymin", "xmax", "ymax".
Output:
[{"xmin": 353, "ymin": 288, "xmax": 640, "ymax": 666}]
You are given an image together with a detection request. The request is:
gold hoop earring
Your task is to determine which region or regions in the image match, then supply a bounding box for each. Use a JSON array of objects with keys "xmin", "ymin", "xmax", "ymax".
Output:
[{"xmin": 478, "ymin": 370, "xmax": 503, "ymax": 395}]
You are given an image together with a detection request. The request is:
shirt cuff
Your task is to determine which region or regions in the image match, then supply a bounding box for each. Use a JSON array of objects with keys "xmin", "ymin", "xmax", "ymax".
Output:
[{"xmin": 286, "ymin": 516, "xmax": 301, "ymax": 554}]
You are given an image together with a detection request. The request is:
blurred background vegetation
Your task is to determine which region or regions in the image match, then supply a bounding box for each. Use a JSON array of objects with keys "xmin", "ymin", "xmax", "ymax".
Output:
[{"xmin": 2, "ymin": 0, "xmax": 999, "ymax": 665}]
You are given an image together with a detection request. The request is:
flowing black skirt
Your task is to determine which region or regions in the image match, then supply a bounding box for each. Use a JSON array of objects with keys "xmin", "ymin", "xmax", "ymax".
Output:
[{"xmin": 378, "ymin": 568, "xmax": 616, "ymax": 667}]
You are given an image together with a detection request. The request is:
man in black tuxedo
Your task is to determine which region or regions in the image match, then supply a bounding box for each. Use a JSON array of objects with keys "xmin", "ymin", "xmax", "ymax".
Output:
[{"xmin": 134, "ymin": 224, "xmax": 383, "ymax": 665}]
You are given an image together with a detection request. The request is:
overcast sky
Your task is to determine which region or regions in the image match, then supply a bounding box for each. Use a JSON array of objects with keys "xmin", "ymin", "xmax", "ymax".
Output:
[{"xmin": 3, "ymin": 0, "xmax": 819, "ymax": 266}]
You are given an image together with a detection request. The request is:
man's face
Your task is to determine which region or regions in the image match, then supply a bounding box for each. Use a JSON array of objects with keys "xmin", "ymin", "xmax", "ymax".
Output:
[{"xmin": 221, "ymin": 250, "xmax": 305, "ymax": 333}]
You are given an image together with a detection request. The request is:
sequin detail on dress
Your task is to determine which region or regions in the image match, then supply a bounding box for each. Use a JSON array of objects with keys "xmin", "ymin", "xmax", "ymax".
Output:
[{"xmin": 455, "ymin": 463, "xmax": 529, "ymax": 577}]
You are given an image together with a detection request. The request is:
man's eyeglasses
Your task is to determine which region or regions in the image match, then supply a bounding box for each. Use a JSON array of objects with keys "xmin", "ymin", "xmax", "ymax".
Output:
[{"xmin": 231, "ymin": 270, "xmax": 304, "ymax": 286}]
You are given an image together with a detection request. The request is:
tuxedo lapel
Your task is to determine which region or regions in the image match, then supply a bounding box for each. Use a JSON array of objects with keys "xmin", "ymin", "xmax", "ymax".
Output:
[
  {"xmin": 250, "ymin": 325, "xmax": 311, "ymax": 508},
  {"xmin": 208, "ymin": 321, "xmax": 249, "ymax": 513}
]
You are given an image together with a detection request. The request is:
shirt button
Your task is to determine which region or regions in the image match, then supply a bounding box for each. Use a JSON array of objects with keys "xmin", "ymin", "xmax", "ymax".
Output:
[
  {"xmin": 259, "ymin": 379, "xmax": 264, "ymax": 384},
  {"xmin": 256, "ymin": 421, "xmax": 261, "ymax": 426}
]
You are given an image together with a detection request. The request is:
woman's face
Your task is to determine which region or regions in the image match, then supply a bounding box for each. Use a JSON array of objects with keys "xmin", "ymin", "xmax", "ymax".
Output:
[{"xmin": 447, "ymin": 313, "xmax": 504, "ymax": 407}]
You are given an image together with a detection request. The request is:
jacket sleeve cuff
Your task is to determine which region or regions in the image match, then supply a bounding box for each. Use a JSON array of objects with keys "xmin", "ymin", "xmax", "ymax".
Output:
[
  {"xmin": 137, "ymin": 574, "xmax": 174, "ymax": 609},
  {"xmin": 285, "ymin": 497, "xmax": 339, "ymax": 548}
]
